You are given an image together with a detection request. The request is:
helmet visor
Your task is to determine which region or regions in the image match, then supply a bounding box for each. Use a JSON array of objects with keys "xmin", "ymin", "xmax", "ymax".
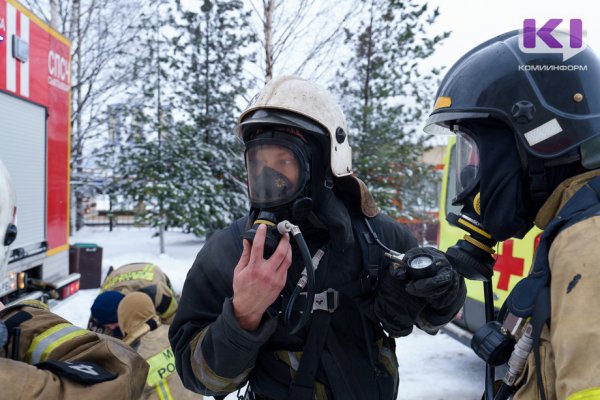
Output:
[
  {"xmin": 246, "ymin": 144, "xmax": 304, "ymax": 206},
  {"xmin": 453, "ymin": 128, "xmax": 480, "ymax": 203}
]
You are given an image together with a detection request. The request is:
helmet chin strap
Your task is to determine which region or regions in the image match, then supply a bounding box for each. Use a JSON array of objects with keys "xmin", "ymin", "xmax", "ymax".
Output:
[
  {"xmin": 514, "ymin": 137, "xmax": 549, "ymax": 213},
  {"xmin": 516, "ymin": 134, "xmax": 584, "ymax": 213},
  {"xmin": 524, "ymin": 152, "xmax": 582, "ymax": 213},
  {"xmin": 527, "ymin": 158, "xmax": 549, "ymax": 212}
]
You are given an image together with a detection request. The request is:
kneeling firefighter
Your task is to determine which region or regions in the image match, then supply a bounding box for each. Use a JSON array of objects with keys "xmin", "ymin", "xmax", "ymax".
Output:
[
  {"xmin": 0, "ymin": 160, "xmax": 148, "ymax": 399},
  {"xmin": 425, "ymin": 31, "xmax": 600, "ymax": 400},
  {"xmin": 118, "ymin": 292, "xmax": 199, "ymax": 400},
  {"xmin": 169, "ymin": 75, "xmax": 466, "ymax": 400},
  {"xmin": 88, "ymin": 262, "xmax": 179, "ymax": 338}
]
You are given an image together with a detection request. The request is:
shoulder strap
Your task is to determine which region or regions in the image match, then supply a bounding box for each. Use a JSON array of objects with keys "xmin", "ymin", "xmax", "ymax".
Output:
[
  {"xmin": 285, "ymin": 215, "xmax": 391, "ymax": 400},
  {"xmin": 507, "ymin": 175, "xmax": 600, "ymax": 317},
  {"xmin": 230, "ymin": 217, "xmax": 245, "ymax": 254},
  {"xmin": 289, "ymin": 311, "xmax": 333, "ymax": 400},
  {"xmin": 351, "ymin": 215, "xmax": 386, "ymax": 292}
]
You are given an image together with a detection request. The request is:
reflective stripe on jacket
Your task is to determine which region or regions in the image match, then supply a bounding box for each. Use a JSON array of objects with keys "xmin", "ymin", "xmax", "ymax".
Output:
[
  {"xmin": 0, "ymin": 302, "xmax": 148, "ymax": 399},
  {"xmin": 136, "ymin": 324, "xmax": 199, "ymax": 400}
]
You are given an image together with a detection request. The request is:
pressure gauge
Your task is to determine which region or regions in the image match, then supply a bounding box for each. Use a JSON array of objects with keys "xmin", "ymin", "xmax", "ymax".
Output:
[{"xmin": 407, "ymin": 254, "xmax": 437, "ymax": 280}]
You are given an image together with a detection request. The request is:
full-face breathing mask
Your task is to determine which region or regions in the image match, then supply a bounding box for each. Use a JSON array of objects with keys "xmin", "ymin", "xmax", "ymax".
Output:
[
  {"xmin": 242, "ymin": 128, "xmax": 327, "ymax": 335},
  {"xmin": 243, "ymin": 129, "xmax": 316, "ymax": 257}
]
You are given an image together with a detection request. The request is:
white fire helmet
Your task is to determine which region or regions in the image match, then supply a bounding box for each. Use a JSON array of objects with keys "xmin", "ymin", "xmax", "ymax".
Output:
[
  {"xmin": 0, "ymin": 160, "xmax": 17, "ymax": 280},
  {"xmin": 236, "ymin": 75, "xmax": 353, "ymax": 178}
]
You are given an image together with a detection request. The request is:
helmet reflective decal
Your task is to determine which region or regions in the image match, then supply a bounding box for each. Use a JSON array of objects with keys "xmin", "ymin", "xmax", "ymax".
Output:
[
  {"xmin": 433, "ymin": 96, "xmax": 452, "ymax": 111},
  {"xmin": 523, "ymin": 119, "xmax": 562, "ymax": 147}
]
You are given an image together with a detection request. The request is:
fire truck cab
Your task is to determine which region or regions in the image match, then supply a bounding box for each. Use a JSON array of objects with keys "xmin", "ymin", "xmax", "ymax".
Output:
[{"xmin": 0, "ymin": 0, "xmax": 79, "ymax": 304}]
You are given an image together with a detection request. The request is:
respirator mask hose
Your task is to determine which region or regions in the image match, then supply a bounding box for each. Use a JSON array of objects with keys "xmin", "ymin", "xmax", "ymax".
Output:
[
  {"xmin": 446, "ymin": 200, "xmax": 499, "ymax": 400},
  {"xmin": 243, "ymin": 213, "xmax": 317, "ymax": 335},
  {"xmin": 277, "ymin": 221, "xmax": 316, "ymax": 335},
  {"xmin": 244, "ymin": 211, "xmax": 284, "ymax": 259}
]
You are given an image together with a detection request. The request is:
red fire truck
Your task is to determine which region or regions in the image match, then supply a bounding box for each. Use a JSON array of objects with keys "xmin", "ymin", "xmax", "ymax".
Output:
[{"xmin": 0, "ymin": 0, "xmax": 80, "ymax": 303}]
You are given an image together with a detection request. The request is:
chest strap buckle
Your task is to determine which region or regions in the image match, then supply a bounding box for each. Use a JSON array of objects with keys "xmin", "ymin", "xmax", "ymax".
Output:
[{"xmin": 308, "ymin": 288, "xmax": 339, "ymax": 313}]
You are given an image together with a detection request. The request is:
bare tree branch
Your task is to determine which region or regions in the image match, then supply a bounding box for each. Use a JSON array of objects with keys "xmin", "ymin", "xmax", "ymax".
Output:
[{"xmin": 249, "ymin": 0, "xmax": 361, "ymax": 83}]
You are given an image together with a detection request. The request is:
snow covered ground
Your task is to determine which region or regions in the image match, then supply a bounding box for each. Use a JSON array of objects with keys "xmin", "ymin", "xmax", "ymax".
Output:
[{"xmin": 53, "ymin": 227, "xmax": 485, "ymax": 400}]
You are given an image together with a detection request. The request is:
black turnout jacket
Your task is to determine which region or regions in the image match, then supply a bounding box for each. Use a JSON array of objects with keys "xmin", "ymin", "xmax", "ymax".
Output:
[{"xmin": 169, "ymin": 210, "xmax": 423, "ymax": 400}]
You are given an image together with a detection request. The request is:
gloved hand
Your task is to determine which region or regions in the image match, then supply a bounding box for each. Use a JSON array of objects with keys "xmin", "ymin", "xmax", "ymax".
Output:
[
  {"xmin": 403, "ymin": 247, "xmax": 466, "ymax": 327},
  {"xmin": 374, "ymin": 262, "xmax": 428, "ymax": 338}
]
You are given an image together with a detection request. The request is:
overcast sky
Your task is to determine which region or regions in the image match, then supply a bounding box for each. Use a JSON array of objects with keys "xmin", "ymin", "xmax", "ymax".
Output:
[
  {"xmin": 170, "ymin": 0, "xmax": 600, "ymax": 144},
  {"xmin": 426, "ymin": 0, "xmax": 600, "ymax": 70}
]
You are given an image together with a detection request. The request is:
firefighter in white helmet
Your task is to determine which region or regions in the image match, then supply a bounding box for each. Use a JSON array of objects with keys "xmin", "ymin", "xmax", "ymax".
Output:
[
  {"xmin": 0, "ymin": 160, "xmax": 148, "ymax": 399},
  {"xmin": 169, "ymin": 76, "xmax": 466, "ymax": 400}
]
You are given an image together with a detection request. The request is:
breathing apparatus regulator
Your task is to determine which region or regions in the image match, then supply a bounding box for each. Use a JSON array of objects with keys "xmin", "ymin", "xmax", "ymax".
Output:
[
  {"xmin": 351, "ymin": 216, "xmax": 441, "ymax": 282},
  {"xmin": 243, "ymin": 211, "xmax": 317, "ymax": 335}
]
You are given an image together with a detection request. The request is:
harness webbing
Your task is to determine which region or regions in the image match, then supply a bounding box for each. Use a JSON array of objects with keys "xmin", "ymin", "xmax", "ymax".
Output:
[
  {"xmin": 288, "ymin": 311, "xmax": 333, "ymax": 400},
  {"xmin": 229, "ymin": 214, "xmax": 388, "ymax": 399}
]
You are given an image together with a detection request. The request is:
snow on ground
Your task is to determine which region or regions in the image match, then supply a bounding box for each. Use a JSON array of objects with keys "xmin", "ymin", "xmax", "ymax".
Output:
[
  {"xmin": 53, "ymin": 227, "xmax": 203, "ymax": 326},
  {"xmin": 53, "ymin": 227, "xmax": 485, "ymax": 400}
]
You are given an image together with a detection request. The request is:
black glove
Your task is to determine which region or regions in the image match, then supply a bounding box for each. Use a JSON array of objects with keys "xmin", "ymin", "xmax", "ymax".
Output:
[
  {"xmin": 374, "ymin": 262, "xmax": 428, "ymax": 338},
  {"xmin": 403, "ymin": 247, "xmax": 466, "ymax": 327}
]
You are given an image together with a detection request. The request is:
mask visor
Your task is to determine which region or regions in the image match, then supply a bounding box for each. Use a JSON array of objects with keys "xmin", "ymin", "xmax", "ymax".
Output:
[
  {"xmin": 246, "ymin": 144, "xmax": 304, "ymax": 207},
  {"xmin": 453, "ymin": 128, "xmax": 480, "ymax": 204}
]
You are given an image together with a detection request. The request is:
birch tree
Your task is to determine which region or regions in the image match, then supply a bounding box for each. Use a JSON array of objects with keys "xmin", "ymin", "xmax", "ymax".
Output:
[
  {"xmin": 248, "ymin": 0, "xmax": 361, "ymax": 83},
  {"xmin": 22, "ymin": 0, "xmax": 149, "ymax": 232}
]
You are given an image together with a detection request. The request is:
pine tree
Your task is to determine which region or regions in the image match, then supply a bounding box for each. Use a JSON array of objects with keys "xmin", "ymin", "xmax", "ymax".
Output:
[
  {"xmin": 169, "ymin": 0, "xmax": 255, "ymax": 235},
  {"xmin": 96, "ymin": 0, "xmax": 180, "ymax": 240},
  {"xmin": 163, "ymin": 123, "xmax": 247, "ymax": 236},
  {"xmin": 337, "ymin": 0, "xmax": 448, "ymax": 220},
  {"xmin": 101, "ymin": 0, "xmax": 255, "ymax": 238}
]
